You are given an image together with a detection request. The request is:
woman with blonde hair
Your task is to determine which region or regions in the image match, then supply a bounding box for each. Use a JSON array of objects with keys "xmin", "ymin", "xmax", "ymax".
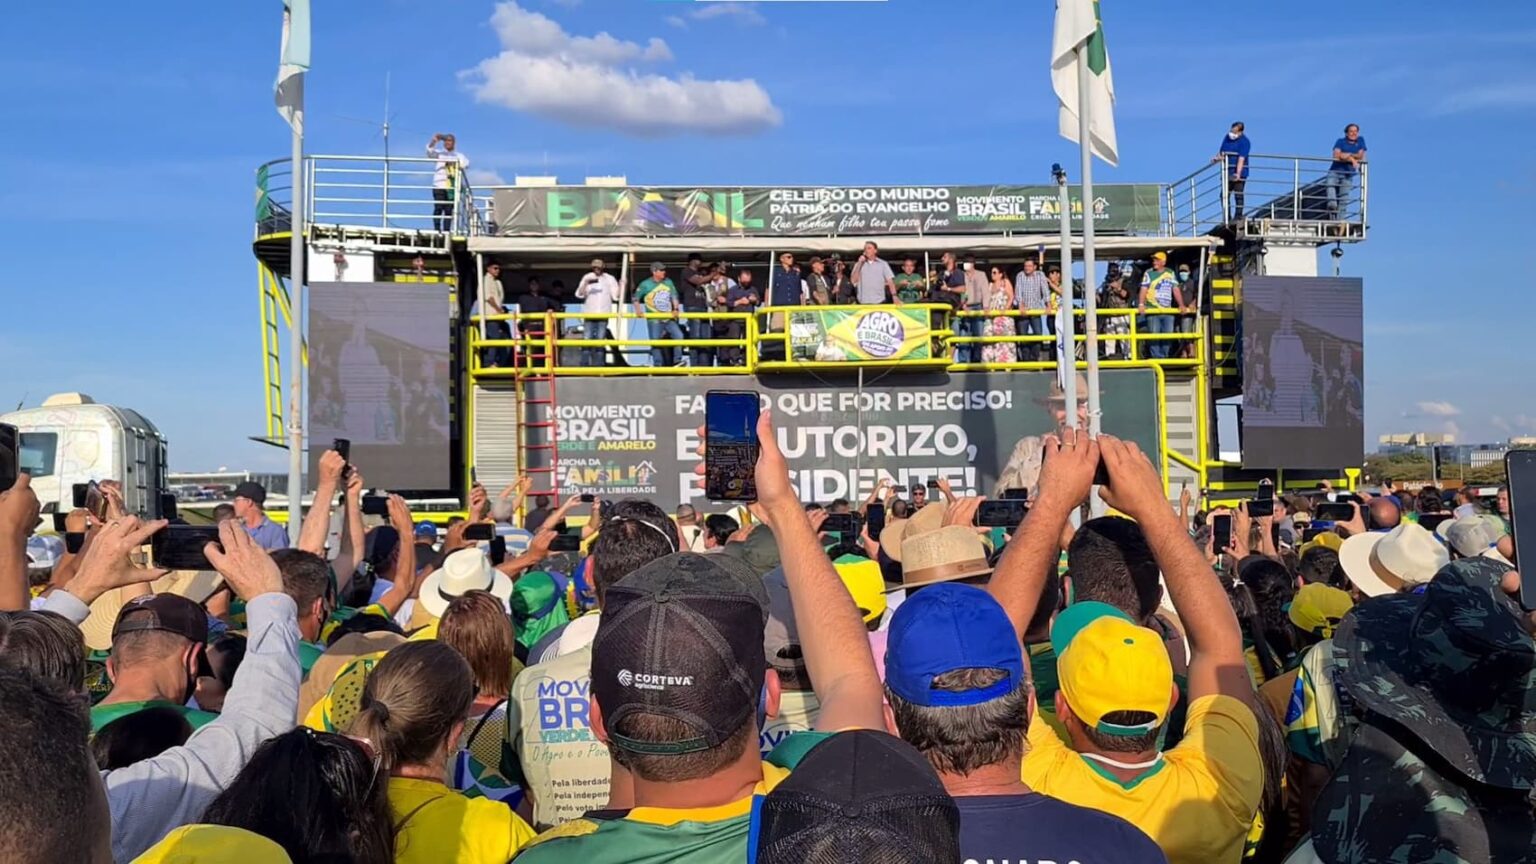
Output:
[
  {"xmin": 349, "ymin": 641, "xmax": 535, "ymax": 864},
  {"xmin": 437, "ymin": 591, "xmax": 526, "ymax": 813}
]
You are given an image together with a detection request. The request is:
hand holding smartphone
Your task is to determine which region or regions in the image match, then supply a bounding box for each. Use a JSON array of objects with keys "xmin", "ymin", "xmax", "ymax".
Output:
[
  {"xmin": 151, "ymin": 525, "xmax": 223, "ymax": 571},
  {"xmin": 0, "ymin": 423, "xmax": 18, "ymax": 492},
  {"xmin": 1212, "ymin": 513, "xmax": 1234, "ymax": 554},
  {"xmin": 1506, "ymin": 450, "xmax": 1535, "ymax": 608},
  {"xmin": 974, "ymin": 500, "xmax": 1027, "ymax": 529}
]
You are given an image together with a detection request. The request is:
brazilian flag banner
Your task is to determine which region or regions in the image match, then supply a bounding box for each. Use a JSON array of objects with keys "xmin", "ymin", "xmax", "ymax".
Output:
[{"xmin": 787, "ymin": 307, "xmax": 932, "ymax": 362}]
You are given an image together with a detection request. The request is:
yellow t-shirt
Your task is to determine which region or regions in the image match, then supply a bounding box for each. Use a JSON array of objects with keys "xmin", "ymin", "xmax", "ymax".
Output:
[
  {"xmin": 1022, "ymin": 694, "xmax": 1263, "ymax": 864},
  {"xmin": 388, "ymin": 776, "xmax": 536, "ymax": 864}
]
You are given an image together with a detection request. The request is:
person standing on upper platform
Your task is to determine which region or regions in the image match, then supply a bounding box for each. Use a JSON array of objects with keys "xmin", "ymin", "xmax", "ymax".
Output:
[
  {"xmin": 426, "ymin": 133, "xmax": 469, "ymax": 232},
  {"xmin": 1216, "ymin": 122, "xmax": 1250, "ymax": 221}
]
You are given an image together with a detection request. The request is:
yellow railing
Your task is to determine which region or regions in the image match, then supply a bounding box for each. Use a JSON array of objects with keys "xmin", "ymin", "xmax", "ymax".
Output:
[{"xmin": 465, "ymin": 305, "xmax": 1203, "ymax": 377}]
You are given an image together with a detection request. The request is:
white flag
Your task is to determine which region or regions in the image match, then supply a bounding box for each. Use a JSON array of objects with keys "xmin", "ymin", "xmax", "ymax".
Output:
[
  {"xmin": 275, "ymin": 0, "xmax": 311, "ymax": 133},
  {"xmin": 1052, "ymin": 0, "xmax": 1118, "ymax": 167}
]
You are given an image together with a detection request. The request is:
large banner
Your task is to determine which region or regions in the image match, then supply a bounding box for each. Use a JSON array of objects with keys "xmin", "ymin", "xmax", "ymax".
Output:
[
  {"xmin": 788, "ymin": 307, "xmax": 933, "ymax": 362},
  {"xmin": 1241, "ymin": 276, "xmax": 1364, "ymax": 470},
  {"xmin": 492, "ymin": 184, "xmax": 1164, "ymax": 237},
  {"xmin": 308, "ymin": 281, "xmax": 451, "ymax": 491},
  {"xmin": 541, "ymin": 370, "xmax": 1160, "ymax": 511}
]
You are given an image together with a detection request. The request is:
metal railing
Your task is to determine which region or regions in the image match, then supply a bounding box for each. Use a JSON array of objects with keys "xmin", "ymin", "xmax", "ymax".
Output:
[
  {"xmin": 253, "ymin": 154, "xmax": 483, "ymax": 239},
  {"xmin": 1165, "ymin": 154, "xmax": 1368, "ymax": 242},
  {"xmin": 464, "ymin": 305, "xmax": 1201, "ymax": 376}
]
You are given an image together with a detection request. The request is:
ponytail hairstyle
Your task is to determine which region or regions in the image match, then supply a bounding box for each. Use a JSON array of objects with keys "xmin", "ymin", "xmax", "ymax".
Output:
[
  {"xmin": 347, "ymin": 641, "xmax": 474, "ymax": 773},
  {"xmin": 1221, "ymin": 559, "xmax": 1282, "ymax": 683}
]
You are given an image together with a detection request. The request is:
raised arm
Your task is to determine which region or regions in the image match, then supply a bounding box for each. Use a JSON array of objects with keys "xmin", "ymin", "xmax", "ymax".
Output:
[
  {"xmin": 756, "ymin": 411, "xmax": 885, "ymax": 732},
  {"xmin": 1096, "ymin": 436, "xmax": 1252, "ymax": 706},
  {"xmin": 987, "ymin": 430, "xmax": 1098, "ymax": 638},
  {"xmin": 299, "ymin": 450, "xmax": 345, "ymax": 556},
  {"xmin": 332, "ymin": 469, "xmax": 366, "ymax": 596},
  {"xmin": 372, "ymin": 495, "xmax": 419, "ymax": 617},
  {"xmin": 0, "ymin": 473, "xmax": 40, "ymax": 611}
]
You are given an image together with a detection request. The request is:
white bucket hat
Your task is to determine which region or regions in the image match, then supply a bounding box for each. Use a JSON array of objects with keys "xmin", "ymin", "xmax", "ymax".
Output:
[
  {"xmin": 417, "ymin": 547, "xmax": 513, "ymax": 619},
  {"xmin": 1339, "ymin": 522, "xmax": 1450, "ymax": 597}
]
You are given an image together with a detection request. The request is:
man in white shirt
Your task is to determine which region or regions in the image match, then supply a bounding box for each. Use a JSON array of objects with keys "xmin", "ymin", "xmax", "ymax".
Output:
[
  {"xmin": 473, "ymin": 261, "xmax": 509, "ymax": 368},
  {"xmin": 426, "ymin": 133, "xmax": 469, "ymax": 232},
  {"xmin": 575, "ymin": 258, "xmax": 621, "ymax": 367}
]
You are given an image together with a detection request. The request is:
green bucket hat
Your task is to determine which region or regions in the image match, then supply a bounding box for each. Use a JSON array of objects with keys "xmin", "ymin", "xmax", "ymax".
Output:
[
  {"xmin": 511, "ymin": 571, "xmax": 571, "ymax": 650},
  {"xmin": 1331, "ymin": 556, "xmax": 1536, "ymax": 791}
]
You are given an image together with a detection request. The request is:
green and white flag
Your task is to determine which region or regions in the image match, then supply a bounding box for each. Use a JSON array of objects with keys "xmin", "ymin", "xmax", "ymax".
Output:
[
  {"xmin": 1052, "ymin": 0, "xmax": 1117, "ymax": 167},
  {"xmin": 275, "ymin": 0, "xmax": 310, "ymax": 133}
]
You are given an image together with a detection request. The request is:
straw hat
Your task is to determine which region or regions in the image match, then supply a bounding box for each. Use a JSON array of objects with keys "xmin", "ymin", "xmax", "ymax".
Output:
[
  {"xmin": 887, "ymin": 526, "xmax": 993, "ymax": 593},
  {"xmin": 879, "ymin": 502, "xmax": 948, "ymax": 564},
  {"xmin": 1339, "ymin": 523, "xmax": 1451, "ymax": 597},
  {"xmin": 417, "ymin": 547, "xmax": 513, "ymax": 619},
  {"xmin": 78, "ymin": 570, "xmax": 225, "ymax": 652}
]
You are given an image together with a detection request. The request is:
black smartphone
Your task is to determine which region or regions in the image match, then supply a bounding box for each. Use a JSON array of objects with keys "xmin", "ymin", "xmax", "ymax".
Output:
[
  {"xmin": 1506, "ymin": 450, "xmax": 1536, "ymax": 606},
  {"xmin": 864, "ymin": 502, "xmax": 886, "ymax": 540},
  {"xmin": 64, "ymin": 532, "xmax": 85, "ymax": 554},
  {"xmin": 72, "ymin": 482, "xmax": 89, "ymax": 509},
  {"xmin": 1093, "ymin": 457, "xmax": 1111, "ymax": 487},
  {"xmin": 0, "ymin": 423, "xmax": 17, "ymax": 492},
  {"xmin": 705, "ymin": 391, "xmax": 760, "ymax": 501},
  {"xmin": 1336, "ymin": 493, "xmax": 1362, "ymax": 505},
  {"xmin": 1248, "ymin": 479, "xmax": 1275, "ymax": 518},
  {"xmin": 975, "ymin": 500, "xmax": 1027, "ymax": 528},
  {"xmin": 550, "ymin": 534, "xmax": 583, "ymax": 552},
  {"xmin": 822, "ymin": 513, "xmax": 861, "ymax": 536},
  {"xmin": 579, "ymin": 493, "xmax": 595, "ymax": 503},
  {"xmin": 151, "ymin": 525, "xmax": 223, "ymax": 571},
  {"xmin": 360, "ymin": 495, "xmax": 390, "ymax": 517},
  {"xmin": 334, "ymin": 438, "xmax": 352, "ymax": 480},
  {"xmin": 160, "ymin": 492, "xmax": 179, "ymax": 522},
  {"xmin": 926, "ymin": 479, "xmax": 940, "ymax": 490},
  {"xmin": 1314, "ymin": 502, "xmax": 1356, "ymax": 522},
  {"xmin": 52, "ymin": 512, "xmax": 68, "ymax": 533},
  {"xmin": 489, "ymin": 535, "xmax": 507, "ymax": 566},
  {"xmin": 1212, "ymin": 514, "xmax": 1233, "ymax": 552},
  {"xmin": 1301, "ymin": 526, "xmax": 1325, "ymax": 543},
  {"xmin": 1002, "ymin": 488, "xmax": 1029, "ymax": 501},
  {"xmin": 1417, "ymin": 512, "xmax": 1454, "ymax": 533},
  {"xmin": 464, "ymin": 523, "xmax": 495, "ymax": 542},
  {"xmin": 83, "ymin": 482, "xmax": 107, "ymax": 522}
]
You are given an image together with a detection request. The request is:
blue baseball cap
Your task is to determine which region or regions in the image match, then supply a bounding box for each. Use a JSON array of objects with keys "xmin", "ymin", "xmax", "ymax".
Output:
[
  {"xmin": 414, "ymin": 521, "xmax": 439, "ymax": 539},
  {"xmin": 884, "ymin": 583, "xmax": 1024, "ymax": 707}
]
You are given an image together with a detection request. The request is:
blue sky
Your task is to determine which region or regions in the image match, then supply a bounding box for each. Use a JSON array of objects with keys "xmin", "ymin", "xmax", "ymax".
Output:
[{"xmin": 2, "ymin": 0, "xmax": 1534, "ymax": 471}]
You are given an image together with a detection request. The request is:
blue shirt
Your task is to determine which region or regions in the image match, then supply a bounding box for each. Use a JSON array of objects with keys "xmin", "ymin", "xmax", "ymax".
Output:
[
  {"xmin": 1331, "ymin": 136, "xmax": 1367, "ymax": 173},
  {"xmin": 726, "ymin": 282, "xmax": 759, "ymax": 311},
  {"xmin": 770, "ymin": 266, "xmax": 802, "ymax": 307},
  {"xmin": 244, "ymin": 515, "xmax": 290, "ymax": 550},
  {"xmin": 955, "ymin": 793, "xmax": 1168, "ymax": 864},
  {"xmin": 1219, "ymin": 133, "xmax": 1251, "ymax": 178}
]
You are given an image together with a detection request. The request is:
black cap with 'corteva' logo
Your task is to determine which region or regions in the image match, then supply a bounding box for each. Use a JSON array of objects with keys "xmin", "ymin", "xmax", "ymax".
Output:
[{"xmin": 592, "ymin": 552, "xmax": 768, "ymax": 756}]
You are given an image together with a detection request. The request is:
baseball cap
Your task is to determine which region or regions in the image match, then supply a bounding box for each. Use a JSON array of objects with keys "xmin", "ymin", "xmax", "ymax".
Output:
[
  {"xmin": 136, "ymin": 825, "xmax": 293, "ymax": 864},
  {"xmin": 752, "ymin": 730, "xmax": 960, "ymax": 864},
  {"xmin": 1152, "ymin": 251, "xmax": 1168, "ymax": 262},
  {"xmin": 413, "ymin": 521, "xmax": 439, "ymax": 540},
  {"xmin": 885, "ymin": 583, "xmax": 1023, "ymax": 708},
  {"xmin": 25, "ymin": 534, "xmax": 64, "ymax": 571},
  {"xmin": 649, "ymin": 261, "xmax": 666, "ymax": 273},
  {"xmin": 591, "ymin": 552, "xmax": 768, "ymax": 755},
  {"xmin": 833, "ymin": 555, "xmax": 886, "ymax": 624},
  {"xmin": 112, "ymin": 593, "xmax": 210, "ymax": 645},
  {"xmin": 1438, "ymin": 515, "xmax": 1503, "ymax": 558},
  {"xmin": 1053, "ymin": 601, "xmax": 1173, "ymax": 735},
  {"xmin": 1287, "ymin": 583, "xmax": 1354, "ymax": 639},
  {"xmin": 233, "ymin": 481, "xmax": 267, "ymax": 506}
]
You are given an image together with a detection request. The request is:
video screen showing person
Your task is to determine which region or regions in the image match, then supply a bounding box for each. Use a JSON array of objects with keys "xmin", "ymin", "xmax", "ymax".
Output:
[
  {"xmin": 309, "ymin": 281, "xmax": 450, "ymax": 491},
  {"xmin": 1241, "ymin": 276, "xmax": 1363, "ymax": 469}
]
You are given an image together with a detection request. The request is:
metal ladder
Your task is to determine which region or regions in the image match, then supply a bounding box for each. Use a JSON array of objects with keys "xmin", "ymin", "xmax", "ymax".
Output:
[{"xmin": 513, "ymin": 315, "xmax": 562, "ymax": 505}]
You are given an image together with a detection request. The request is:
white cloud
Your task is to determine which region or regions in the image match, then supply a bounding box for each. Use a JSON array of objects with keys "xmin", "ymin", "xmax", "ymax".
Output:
[
  {"xmin": 464, "ymin": 2, "xmax": 781, "ymax": 136},
  {"xmin": 691, "ymin": 3, "xmax": 766, "ymax": 26},
  {"xmin": 467, "ymin": 168, "xmax": 508, "ymax": 187},
  {"xmin": 665, "ymin": 15, "xmax": 687, "ymax": 29},
  {"xmin": 1405, "ymin": 401, "xmax": 1462, "ymax": 418}
]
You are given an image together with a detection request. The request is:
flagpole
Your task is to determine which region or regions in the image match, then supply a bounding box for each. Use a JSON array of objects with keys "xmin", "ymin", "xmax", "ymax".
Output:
[
  {"xmin": 286, "ymin": 77, "xmax": 305, "ymax": 544},
  {"xmin": 1076, "ymin": 43, "xmax": 1104, "ymax": 517},
  {"xmin": 1055, "ymin": 168, "xmax": 1076, "ymax": 426}
]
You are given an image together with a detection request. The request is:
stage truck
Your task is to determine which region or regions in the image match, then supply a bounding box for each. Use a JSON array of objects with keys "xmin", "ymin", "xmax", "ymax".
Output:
[{"xmin": 249, "ymin": 151, "xmax": 1370, "ymax": 520}]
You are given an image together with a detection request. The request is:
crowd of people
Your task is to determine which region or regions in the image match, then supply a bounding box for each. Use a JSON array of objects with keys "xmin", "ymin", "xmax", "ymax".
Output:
[{"xmin": 1, "ymin": 397, "xmax": 1529, "ymax": 863}]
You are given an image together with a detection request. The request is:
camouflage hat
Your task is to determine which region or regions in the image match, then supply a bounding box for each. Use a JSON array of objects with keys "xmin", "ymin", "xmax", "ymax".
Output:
[
  {"xmin": 1333, "ymin": 557, "xmax": 1536, "ymax": 791},
  {"xmin": 1309, "ymin": 722, "xmax": 1536, "ymax": 863}
]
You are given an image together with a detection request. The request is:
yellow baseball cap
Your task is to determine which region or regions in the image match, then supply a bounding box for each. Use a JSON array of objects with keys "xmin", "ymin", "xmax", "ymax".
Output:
[
  {"xmin": 1287, "ymin": 583, "xmax": 1354, "ymax": 639},
  {"xmin": 1299, "ymin": 531, "xmax": 1343, "ymax": 557},
  {"xmin": 133, "ymin": 825, "xmax": 292, "ymax": 863},
  {"xmin": 833, "ymin": 555, "xmax": 887, "ymax": 624},
  {"xmin": 1152, "ymin": 251, "xmax": 1167, "ymax": 261},
  {"xmin": 1053, "ymin": 603, "xmax": 1173, "ymax": 735}
]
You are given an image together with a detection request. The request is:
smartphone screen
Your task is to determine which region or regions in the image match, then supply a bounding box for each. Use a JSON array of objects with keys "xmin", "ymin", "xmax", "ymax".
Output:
[
  {"xmin": 975, "ymin": 500, "xmax": 1027, "ymax": 528},
  {"xmin": 705, "ymin": 391, "xmax": 760, "ymax": 501},
  {"xmin": 579, "ymin": 493, "xmax": 595, "ymax": 504},
  {"xmin": 1002, "ymin": 488, "xmax": 1029, "ymax": 502},
  {"xmin": 84, "ymin": 482, "xmax": 108, "ymax": 522},
  {"xmin": 52, "ymin": 512, "xmax": 69, "ymax": 533},
  {"xmin": 160, "ymin": 492, "xmax": 179, "ymax": 522},
  {"xmin": 550, "ymin": 534, "xmax": 583, "ymax": 552},
  {"xmin": 334, "ymin": 438, "xmax": 352, "ymax": 480},
  {"xmin": 72, "ymin": 482, "xmax": 89, "ymax": 509},
  {"xmin": 1301, "ymin": 526, "xmax": 1325, "ymax": 543},
  {"xmin": 1507, "ymin": 450, "xmax": 1536, "ymax": 606},
  {"xmin": 0, "ymin": 423, "xmax": 17, "ymax": 491},
  {"xmin": 926, "ymin": 479, "xmax": 940, "ymax": 490},
  {"xmin": 1212, "ymin": 514, "xmax": 1233, "ymax": 552},
  {"xmin": 1248, "ymin": 479, "xmax": 1275, "ymax": 518},
  {"xmin": 1314, "ymin": 502, "xmax": 1355, "ymax": 522},
  {"xmin": 865, "ymin": 502, "xmax": 886, "ymax": 540},
  {"xmin": 463, "ymin": 523, "xmax": 495, "ymax": 542},
  {"xmin": 360, "ymin": 495, "xmax": 390, "ymax": 517},
  {"xmin": 822, "ymin": 513, "xmax": 860, "ymax": 536},
  {"xmin": 489, "ymin": 535, "xmax": 507, "ymax": 566},
  {"xmin": 150, "ymin": 525, "xmax": 222, "ymax": 571}
]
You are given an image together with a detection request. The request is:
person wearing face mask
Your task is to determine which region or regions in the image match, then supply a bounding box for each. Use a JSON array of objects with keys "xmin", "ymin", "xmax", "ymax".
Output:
[
  {"xmin": 1215, "ymin": 122, "xmax": 1250, "ymax": 221},
  {"xmin": 1176, "ymin": 264, "xmax": 1198, "ymax": 358}
]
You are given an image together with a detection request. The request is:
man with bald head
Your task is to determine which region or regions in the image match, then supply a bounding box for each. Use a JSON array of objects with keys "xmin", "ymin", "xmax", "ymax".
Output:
[{"xmin": 1367, "ymin": 497, "xmax": 1401, "ymax": 532}]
